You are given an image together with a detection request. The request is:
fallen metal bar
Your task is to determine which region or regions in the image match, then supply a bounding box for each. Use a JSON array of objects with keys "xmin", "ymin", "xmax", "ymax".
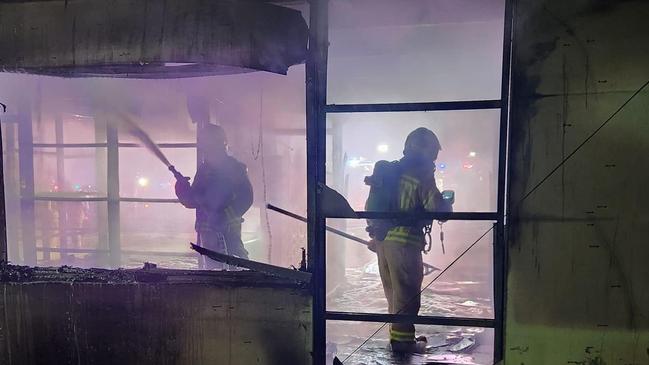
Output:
[
  {"xmin": 325, "ymin": 100, "xmax": 501, "ymax": 113},
  {"xmin": 266, "ymin": 204, "xmax": 439, "ymax": 275},
  {"xmin": 326, "ymin": 311, "xmax": 495, "ymax": 328},
  {"xmin": 190, "ymin": 243, "xmax": 311, "ymax": 283}
]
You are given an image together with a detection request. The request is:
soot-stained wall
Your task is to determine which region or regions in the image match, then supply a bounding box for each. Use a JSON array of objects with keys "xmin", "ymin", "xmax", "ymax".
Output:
[
  {"xmin": 0, "ymin": 268, "xmax": 312, "ymax": 365},
  {"xmin": 506, "ymin": 0, "xmax": 649, "ymax": 364}
]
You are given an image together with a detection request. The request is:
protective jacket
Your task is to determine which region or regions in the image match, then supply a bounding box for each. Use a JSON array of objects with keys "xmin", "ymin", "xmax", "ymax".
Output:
[{"xmin": 175, "ymin": 156, "xmax": 253, "ymax": 232}]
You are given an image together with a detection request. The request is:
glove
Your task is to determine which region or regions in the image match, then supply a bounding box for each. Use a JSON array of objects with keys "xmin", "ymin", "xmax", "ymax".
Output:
[{"xmin": 367, "ymin": 239, "xmax": 378, "ymax": 253}]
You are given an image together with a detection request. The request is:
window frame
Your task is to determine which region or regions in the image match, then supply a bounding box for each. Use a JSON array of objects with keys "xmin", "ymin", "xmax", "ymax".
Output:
[{"xmin": 305, "ymin": 0, "xmax": 514, "ymax": 363}]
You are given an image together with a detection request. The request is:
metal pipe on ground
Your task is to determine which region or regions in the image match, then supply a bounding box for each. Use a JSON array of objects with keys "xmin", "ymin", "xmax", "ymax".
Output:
[
  {"xmin": 190, "ymin": 243, "xmax": 311, "ymax": 283},
  {"xmin": 266, "ymin": 204, "xmax": 439, "ymax": 275}
]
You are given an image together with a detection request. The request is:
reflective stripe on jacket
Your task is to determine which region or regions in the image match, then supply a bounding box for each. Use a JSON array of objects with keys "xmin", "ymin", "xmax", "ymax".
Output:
[{"xmin": 384, "ymin": 174, "xmax": 439, "ymax": 246}]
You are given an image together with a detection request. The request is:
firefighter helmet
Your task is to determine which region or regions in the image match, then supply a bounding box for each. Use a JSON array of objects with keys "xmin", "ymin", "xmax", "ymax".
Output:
[{"xmin": 403, "ymin": 127, "xmax": 441, "ymax": 161}]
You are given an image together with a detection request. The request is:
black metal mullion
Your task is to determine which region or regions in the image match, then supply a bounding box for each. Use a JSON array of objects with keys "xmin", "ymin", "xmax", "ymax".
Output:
[
  {"xmin": 494, "ymin": 0, "xmax": 514, "ymax": 362},
  {"xmin": 33, "ymin": 196, "xmax": 108, "ymax": 202},
  {"xmin": 118, "ymin": 142, "xmax": 197, "ymax": 148},
  {"xmin": 326, "ymin": 311, "xmax": 495, "ymax": 328},
  {"xmin": 306, "ymin": 0, "xmax": 329, "ymax": 364},
  {"xmin": 33, "ymin": 143, "xmax": 108, "ymax": 148},
  {"xmin": 119, "ymin": 197, "xmax": 179, "ymax": 203},
  {"xmin": 32, "ymin": 143, "xmax": 197, "ymax": 148},
  {"xmin": 326, "ymin": 211, "xmax": 497, "ymax": 221},
  {"xmin": 106, "ymin": 124, "xmax": 121, "ymax": 268},
  {"xmin": 0, "ymin": 104, "xmax": 7, "ymax": 263},
  {"xmin": 326, "ymin": 100, "xmax": 501, "ymax": 113}
]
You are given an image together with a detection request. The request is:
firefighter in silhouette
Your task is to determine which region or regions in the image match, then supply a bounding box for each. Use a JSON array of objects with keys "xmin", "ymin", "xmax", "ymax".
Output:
[
  {"xmin": 174, "ymin": 124, "xmax": 253, "ymax": 269},
  {"xmin": 365, "ymin": 127, "xmax": 452, "ymax": 353}
]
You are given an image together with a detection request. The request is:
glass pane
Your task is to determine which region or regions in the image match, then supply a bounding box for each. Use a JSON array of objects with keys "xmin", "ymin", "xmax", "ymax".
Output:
[
  {"xmin": 327, "ymin": 320, "xmax": 494, "ymax": 364},
  {"xmin": 327, "ymin": 0, "xmax": 505, "ymax": 104},
  {"xmin": 326, "ymin": 219, "xmax": 494, "ymax": 319},
  {"xmin": 119, "ymin": 148, "xmax": 196, "ymax": 199},
  {"xmin": 119, "ymin": 202, "xmax": 197, "ymax": 269},
  {"xmin": 1, "ymin": 66, "xmax": 308, "ymax": 270},
  {"xmin": 34, "ymin": 147, "xmax": 107, "ymax": 196},
  {"xmin": 34, "ymin": 201, "xmax": 108, "ymax": 268},
  {"xmin": 32, "ymin": 115, "xmax": 98, "ymax": 144},
  {"xmin": 327, "ymin": 110, "xmax": 500, "ymax": 213}
]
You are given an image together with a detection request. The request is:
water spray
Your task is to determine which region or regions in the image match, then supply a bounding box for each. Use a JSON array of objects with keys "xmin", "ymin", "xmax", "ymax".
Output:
[{"xmin": 115, "ymin": 110, "xmax": 188, "ymax": 182}]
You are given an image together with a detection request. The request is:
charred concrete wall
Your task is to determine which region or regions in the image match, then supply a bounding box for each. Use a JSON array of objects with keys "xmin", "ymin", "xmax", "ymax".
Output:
[
  {"xmin": 0, "ymin": 268, "xmax": 311, "ymax": 365},
  {"xmin": 506, "ymin": 0, "xmax": 649, "ymax": 364},
  {"xmin": 0, "ymin": 0, "xmax": 307, "ymax": 77}
]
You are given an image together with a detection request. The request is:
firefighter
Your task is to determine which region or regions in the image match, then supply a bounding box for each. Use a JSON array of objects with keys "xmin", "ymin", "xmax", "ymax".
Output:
[
  {"xmin": 174, "ymin": 124, "xmax": 253, "ymax": 269},
  {"xmin": 367, "ymin": 127, "xmax": 445, "ymax": 353}
]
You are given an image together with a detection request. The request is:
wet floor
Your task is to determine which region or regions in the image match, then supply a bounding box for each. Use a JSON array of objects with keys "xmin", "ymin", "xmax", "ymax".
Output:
[{"xmin": 326, "ymin": 265, "xmax": 494, "ymax": 365}]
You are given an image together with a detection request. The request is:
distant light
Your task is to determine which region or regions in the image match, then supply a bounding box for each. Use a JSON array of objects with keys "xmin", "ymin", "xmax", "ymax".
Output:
[
  {"xmin": 376, "ymin": 144, "xmax": 389, "ymax": 153},
  {"xmin": 469, "ymin": 151, "xmax": 477, "ymax": 158},
  {"xmin": 73, "ymin": 184, "xmax": 81, "ymax": 191},
  {"xmin": 138, "ymin": 177, "xmax": 149, "ymax": 187},
  {"xmin": 348, "ymin": 158, "xmax": 361, "ymax": 168},
  {"xmin": 439, "ymin": 163, "xmax": 446, "ymax": 169},
  {"xmin": 463, "ymin": 163, "xmax": 474, "ymax": 169}
]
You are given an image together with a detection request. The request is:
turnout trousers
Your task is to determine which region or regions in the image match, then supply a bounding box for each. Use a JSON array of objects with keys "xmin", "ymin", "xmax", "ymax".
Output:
[
  {"xmin": 198, "ymin": 224, "xmax": 249, "ymax": 270},
  {"xmin": 376, "ymin": 240, "xmax": 424, "ymax": 344}
]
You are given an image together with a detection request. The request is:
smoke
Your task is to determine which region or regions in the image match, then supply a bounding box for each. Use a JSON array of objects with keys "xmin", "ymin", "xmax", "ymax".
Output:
[{"xmin": 81, "ymin": 79, "xmax": 174, "ymax": 168}]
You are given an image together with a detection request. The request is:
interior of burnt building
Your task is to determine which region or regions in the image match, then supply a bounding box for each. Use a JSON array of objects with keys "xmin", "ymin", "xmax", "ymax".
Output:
[{"xmin": 0, "ymin": 0, "xmax": 647, "ymax": 364}]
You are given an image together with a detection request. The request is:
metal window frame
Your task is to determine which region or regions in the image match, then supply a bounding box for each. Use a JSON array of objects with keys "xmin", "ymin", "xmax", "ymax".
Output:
[
  {"xmin": 305, "ymin": 0, "xmax": 513, "ymax": 363},
  {"xmin": 6, "ymin": 107, "xmax": 200, "ymax": 267}
]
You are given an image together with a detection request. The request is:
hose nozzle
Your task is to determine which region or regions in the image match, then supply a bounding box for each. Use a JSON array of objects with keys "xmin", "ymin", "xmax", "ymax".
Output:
[{"xmin": 169, "ymin": 165, "xmax": 189, "ymax": 181}]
